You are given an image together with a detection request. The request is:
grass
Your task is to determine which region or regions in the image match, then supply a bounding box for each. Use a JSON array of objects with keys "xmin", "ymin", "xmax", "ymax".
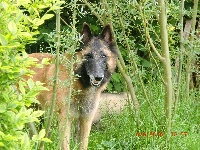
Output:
[
  {"xmin": 87, "ymin": 82, "xmax": 200, "ymax": 150},
  {"xmin": 32, "ymin": 82, "xmax": 200, "ymax": 150}
]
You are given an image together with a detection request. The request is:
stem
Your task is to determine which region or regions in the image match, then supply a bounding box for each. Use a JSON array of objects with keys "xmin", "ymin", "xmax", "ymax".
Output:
[
  {"xmin": 173, "ymin": 0, "xmax": 184, "ymax": 126},
  {"xmin": 56, "ymin": 1, "xmax": 77, "ymax": 149},
  {"xmin": 158, "ymin": 0, "xmax": 173, "ymax": 144},
  {"xmin": 132, "ymin": 1, "xmax": 165, "ymax": 62},
  {"xmin": 185, "ymin": 0, "xmax": 199, "ymax": 100},
  {"xmin": 40, "ymin": 5, "xmax": 61, "ymax": 150},
  {"xmin": 113, "ymin": 0, "xmax": 160, "ymax": 123}
]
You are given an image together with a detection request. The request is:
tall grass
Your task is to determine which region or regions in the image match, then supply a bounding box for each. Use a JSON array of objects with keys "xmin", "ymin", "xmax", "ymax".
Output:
[
  {"xmin": 87, "ymin": 82, "xmax": 199, "ymax": 150},
  {"xmin": 32, "ymin": 80, "xmax": 199, "ymax": 149}
]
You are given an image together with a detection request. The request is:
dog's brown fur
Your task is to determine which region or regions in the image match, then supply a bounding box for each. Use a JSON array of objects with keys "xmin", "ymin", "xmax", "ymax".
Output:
[
  {"xmin": 94, "ymin": 92, "xmax": 129, "ymax": 123},
  {"xmin": 25, "ymin": 23, "xmax": 117, "ymax": 150}
]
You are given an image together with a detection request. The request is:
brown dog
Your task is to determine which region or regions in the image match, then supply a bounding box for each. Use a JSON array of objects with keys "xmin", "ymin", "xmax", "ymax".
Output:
[
  {"xmin": 93, "ymin": 92, "xmax": 129, "ymax": 123},
  {"xmin": 26, "ymin": 23, "xmax": 117, "ymax": 150}
]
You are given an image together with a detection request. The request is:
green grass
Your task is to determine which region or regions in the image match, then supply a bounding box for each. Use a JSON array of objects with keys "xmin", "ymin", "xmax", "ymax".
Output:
[
  {"xmin": 87, "ymin": 83, "xmax": 200, "ymax": 150},
  {"xmin": 33, "ymin": 82, "xmax": 200, "ymax": 150}
]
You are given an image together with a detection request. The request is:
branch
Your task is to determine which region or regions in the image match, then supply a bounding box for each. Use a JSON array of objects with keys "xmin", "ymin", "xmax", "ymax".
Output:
[
  {"xmin": 83, "ymin": 0, "xmax": 104, "ymax": 25},
  {"xmin": 131, "ymin": 1, "xmax": 165, "ymax": 62}
]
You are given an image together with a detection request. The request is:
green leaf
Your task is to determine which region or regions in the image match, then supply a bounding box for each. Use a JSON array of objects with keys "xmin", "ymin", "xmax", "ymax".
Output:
[
  {"xmin": 21, "ymin": 133, "xmax": 30, "ymax": 149},
  {"xmin": 0, "ymin": 103, "xmax": 7, "ymax": 113},
  {"xmin": 112, "ymin": 73, "xmax": 121, "ymax": 82},
  {"xmin": 41, "ymin": 14, "xmax": 54, "ymax": 20},
  {"xmin": 142, "ymin": 59, "xmax": 151, "ymax": 67},
  {"xmin": 38, "ymin": 129, "xmax": 45, "ymax": 139},
  {"xmin": 0, "ymin": 1, "xmax": 8, "ymax": 10},
  {"xmin": 27, "ymin": 79, "xmax": 34, "ymax": 89},
  {"xmin": 0, "ymin": 142, "xmax": 4, "ymax": 147},
  {"xmin": 8, "ymin": 21, "xmax": 17, "ymax": 34},
  {"xmin": 32, "ymin": 110, "xmax": 44, "ymax": 118},
  {"xmin": 32, "ymin": 18, "xmax": 44, "ymax": 27},
  {"xmin": 19, "ymin": 82, "xmax": 25, "ymax": 95},
  {"xmin": 32, "ymin": 129, "xmax": 46, "ymax": 141},
  {"xmin": 17, "ymin": 0, "xmax": 31, "ymax": 5},
  {"xmin": 0, "ymin": 34, "xmax": 8, "ymax": 46}
]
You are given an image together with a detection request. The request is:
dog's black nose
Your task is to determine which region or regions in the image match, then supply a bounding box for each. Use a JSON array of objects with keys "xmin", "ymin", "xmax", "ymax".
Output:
[{"xmin": 94, "ymin": 77, "xmax": 103, "ymax": 82}]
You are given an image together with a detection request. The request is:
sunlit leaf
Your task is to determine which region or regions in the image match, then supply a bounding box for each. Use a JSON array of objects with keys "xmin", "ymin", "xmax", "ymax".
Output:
[
  {"xmin": 8, "ymin": 21, "xmax": 17, "ymax": 34},
  {"xmin": 41, "ymin": 14, "xmax": 54, "ymax": 20},
  {"xmin": 0, "ymin": 34, "xmax": 7, "ymax": 46},
  {"xmin": 0, "ymin": 103, "xmax": 7, "ymax": 113}
]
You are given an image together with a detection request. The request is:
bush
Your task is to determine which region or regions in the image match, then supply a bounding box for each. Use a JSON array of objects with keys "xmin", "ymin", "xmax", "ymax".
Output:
[{"xmin": 0, "ymin": 0, "xmax": 61, "ymax": 149}]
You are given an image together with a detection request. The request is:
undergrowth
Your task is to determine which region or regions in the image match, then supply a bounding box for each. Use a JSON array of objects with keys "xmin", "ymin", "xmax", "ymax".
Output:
[
  {"xmin": 87, "ymin": 82, "xmax": 200, "ymax": 150},
  {"xmin": 33, "ymin": 81, "xmax": 199, "ymax": 150}
]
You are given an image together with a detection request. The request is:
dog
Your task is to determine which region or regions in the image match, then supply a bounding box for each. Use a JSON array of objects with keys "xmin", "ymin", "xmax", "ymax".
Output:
[
  {"xmin": 93, "ymin": 92, "xmax": 129, "ymax": 123},
  {"xmin": 26, "ymin": 23, "xmax": 117, "ymax": 150}
]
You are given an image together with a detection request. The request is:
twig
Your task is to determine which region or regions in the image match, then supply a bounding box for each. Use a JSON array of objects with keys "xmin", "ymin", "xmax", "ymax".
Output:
[
  {"xmin": 185, "ymin": 0, "xmax": 199, "ymax": 100},
  {"xmin": 172, "ymin": 0, "xmax": 185, "ymax": 127}
]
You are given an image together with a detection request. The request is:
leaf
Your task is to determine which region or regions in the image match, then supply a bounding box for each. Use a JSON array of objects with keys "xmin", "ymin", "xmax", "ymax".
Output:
[
  {"xmin": 8, "ymin": 21, "xmax": 17, "ymax": 34},
  {"xmin": 19, "ymin": 82, "xmax": 25, "ymax": 95},
  {"xmin": 41, "ymin": 14, "xmax": 54, "ymax": 20},
  {"xmin": 0, "ymin": 34, "xmax": 8, "ymax": 46},
  {"xmin": 32, "ymin": 110, "xmax": 44, "ymax": 118},
  {"xmin": 17, "ymin": 32, "xmax": 32, "ymax": 37},
  {"xmin": 32, "ymin": 18, "xmax": 44, "ymax": 27},
  {"xmin": 38, "ymin": 129, "xmax": 46, "ymax": 139},
  {"xmin": 142, "ymin": 59, "xmax": 151, "ymax": 67},
  {"xmin": 27, "ymin": 79, "xmax": 34, "ymax": 89},
  {"xmin": 0, "ymin": 142, "xmax": 4, "ymax": 147},
  {"xmin": 112, "ymin": 73, "xmax": 121, "ymax": 82},
  {"xmin": 21, "ymin": 133, "xmax": 30, "ymax": 149},
  {"xmin": 17, "ymin": 0, "xmax": 31, "ymax": 5},
  {"xmin": 0, "ymin": 103, "xmax": 7, "ymax": 113},
  {"xmin": 41, "ymin": 58, "xmax": 50, "ymax": 65},
  {"xmin": 1, "ymin": 1, "xmax": 8, "ymax": 10}
]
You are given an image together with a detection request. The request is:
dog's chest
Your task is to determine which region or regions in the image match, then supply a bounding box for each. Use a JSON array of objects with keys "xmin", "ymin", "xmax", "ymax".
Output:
[{"xmin": 71, "ymin": 87, "xmax": 100, "ymax": 117}]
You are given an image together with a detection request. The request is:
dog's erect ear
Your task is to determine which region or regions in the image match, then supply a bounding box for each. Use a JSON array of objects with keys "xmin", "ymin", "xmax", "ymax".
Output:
[
  {"xmin": 100, "ymin": 24, "xmax": 113, "ymax": 44},
  {"xmin": 81, "ymin": 22, "xmax": 92, "ymax": 44}
]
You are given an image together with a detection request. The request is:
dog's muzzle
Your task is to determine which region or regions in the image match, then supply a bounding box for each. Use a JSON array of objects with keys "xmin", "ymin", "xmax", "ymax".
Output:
[{"xmin": 90, "ymin": 75, "xmax": 104, "ymax": 87}]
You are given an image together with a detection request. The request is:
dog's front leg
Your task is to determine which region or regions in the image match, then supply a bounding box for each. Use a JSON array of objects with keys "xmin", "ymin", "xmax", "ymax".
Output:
[
  {"xmin": 79, "ymin": 114, "xmax": 94, "ymax": 150},
  {"xmin": 59, "ymin": 110, "xmax": 71, "ymax": 150}
]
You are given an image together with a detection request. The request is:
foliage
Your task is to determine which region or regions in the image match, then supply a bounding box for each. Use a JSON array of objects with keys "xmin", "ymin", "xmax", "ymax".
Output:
[{"xmin": 0, "ymin": 0, "xmax": 62, "ymax": 149}]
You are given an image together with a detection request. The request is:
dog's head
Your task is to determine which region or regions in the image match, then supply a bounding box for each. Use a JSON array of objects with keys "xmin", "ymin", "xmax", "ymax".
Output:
[{"xmin": 76, "ymin": 23, "xmax": 117, "ymax": 88}]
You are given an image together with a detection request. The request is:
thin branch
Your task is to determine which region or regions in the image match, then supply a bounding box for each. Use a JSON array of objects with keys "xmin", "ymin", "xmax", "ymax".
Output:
[
  {"xmin": 172, "ymin": 0, "xmax": 185, "ymax": 126},
  {"xmin": 40, "ymin": 5, "xmax": 61, "ymax": 150},
  {"xmin": 131, "ymin": 2, "xmax": 165, "ymax": 62},
  {"xmin": 185, "ymin": 0, "xmax": 199, "ymax": 100},
  {"xmin": 146, "ymin": 30, "xmax": 165, "ymax": 62},
  {"xmin": 112, "ymin": 0, "xmax": 161, "ymax": 121},
  {"xmin": 83, "ymin": 0, "xmax": 104, "ymax": 25},
  {"xmin": 56, "ymin": 1, "xmax": 77, "ymax": 149},
  {"xmin": 148, "ymin": 47, "xmax": 165, "ymax": 84}
]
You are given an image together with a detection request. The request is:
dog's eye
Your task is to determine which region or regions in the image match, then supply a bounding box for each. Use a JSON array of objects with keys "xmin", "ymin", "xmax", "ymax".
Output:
[
  {"xmin": 85, "ymin": 54, "xmax": 93, "ymax": 59},
  {"xmin": 100, "ymin": 54, "xmax": 106, "ymax": 58}
]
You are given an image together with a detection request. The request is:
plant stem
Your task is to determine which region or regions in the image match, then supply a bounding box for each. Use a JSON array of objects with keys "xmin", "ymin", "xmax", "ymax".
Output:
[
  {"xmin": 173, "ymin": 0, "xmax": 184, "ymax": 126},
  {"xmin": 40, "ymin": 5, "xmax": 61, "ymax": 150},
  {"xmin": 113, "ymin": 0, "xmax": 160, "ymax": 124},
  {"xmin": 56, "ymin": 1, "xmax": 77, "ymax": 149},
  {"xmin": 158, "ymin": 0, "xmax": 173, "ymax": 144},
  {"xmin": 185, "ymin": 0, "xmax": 199, "ymax": 100}
]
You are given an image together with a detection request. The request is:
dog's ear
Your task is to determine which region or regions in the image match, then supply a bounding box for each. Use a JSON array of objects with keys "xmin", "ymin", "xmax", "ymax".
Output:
[
  {"xmin": 81, "ymin": 22, "xmax": 93, "ymax": 44},
  {"xmin": 100, "ymin": 24, "xmax": 113, "ymax": 44}
]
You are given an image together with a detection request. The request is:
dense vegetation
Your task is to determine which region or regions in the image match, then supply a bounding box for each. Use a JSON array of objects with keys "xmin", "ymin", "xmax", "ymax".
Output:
[{"xmin": 0, "ymin": 0, "xmax": 199, "ymax": 149}]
